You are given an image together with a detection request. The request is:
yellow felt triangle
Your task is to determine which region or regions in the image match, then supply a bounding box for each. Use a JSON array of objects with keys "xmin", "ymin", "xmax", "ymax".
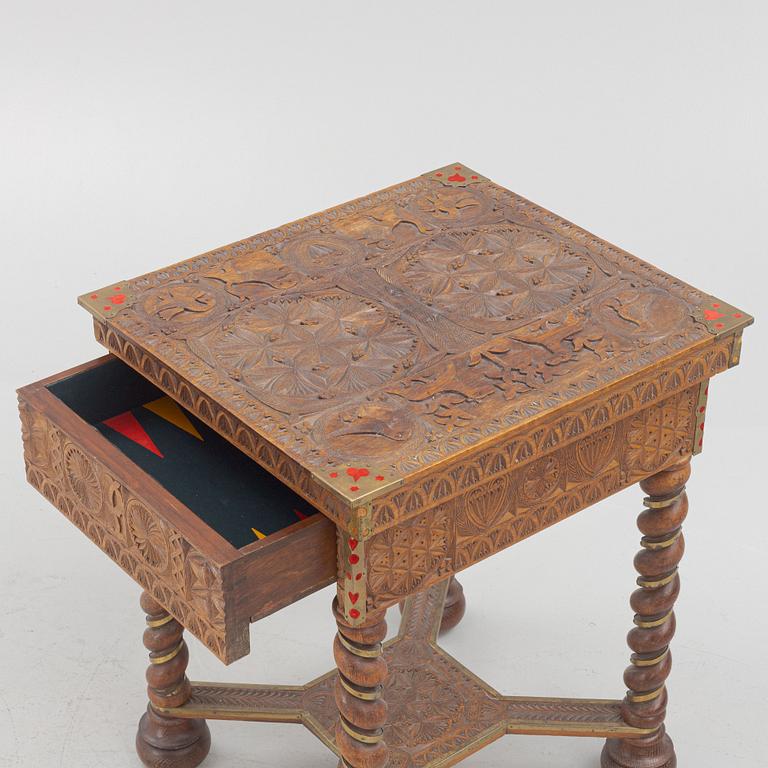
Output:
[
  {"xmin": 143, "ymin": 396, "xmax": 203, "ymax": 441},
  {"xmin": 252, "ymin": 527, "xmax": 266, "ymax": 540}
]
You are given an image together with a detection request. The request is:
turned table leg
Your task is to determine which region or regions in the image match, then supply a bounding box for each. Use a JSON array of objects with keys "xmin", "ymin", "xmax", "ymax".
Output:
[
  {"xmin": 440, "ymin": 576, "xmax": 467, "ymax": 632},
  {"xmin": 333, "ymin": 598, "xmax": 388, "ymax": 768},
  {"xmin": 399, "ymin": 575, "xmax": 466, "ymax": 632},
  {"xmin": 136, "ymin": 591, "xmax": 211, "ymax": 768},
  {"xmin": 602, "ymin": 457, "xmax": 690, "ymax": 768}
]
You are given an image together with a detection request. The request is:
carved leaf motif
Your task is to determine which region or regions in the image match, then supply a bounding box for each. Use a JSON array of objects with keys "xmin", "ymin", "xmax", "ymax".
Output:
[
  {"xmin": 279, "ymin": 233, "xmax": 364, "ymax": 273},
  {"xmin": 574, "ymin": 424, "xmax": 617, "ymax": 478},
  {"xmin": 456, "ymin": 475, "xmax": 510, "ymax": 536},
  {"xmin": 410, "ymin": 187, "xmax": 492, "ymax": 225}
]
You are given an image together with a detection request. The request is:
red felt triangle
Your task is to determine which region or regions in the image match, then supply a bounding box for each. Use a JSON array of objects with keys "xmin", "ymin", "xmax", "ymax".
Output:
[{"xmin": 103, "ymin": 411, "xmax": 164, "ymax": 457}]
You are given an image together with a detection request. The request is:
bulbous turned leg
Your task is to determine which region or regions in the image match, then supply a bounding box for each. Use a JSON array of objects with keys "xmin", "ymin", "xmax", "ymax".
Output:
[
  {"xmin": 439, "ymin": 576, "xmax": 466, "ymax": 632},
  {"xmin": 136, "ymin": 592, "xmax": 211, "ymax": 768},
  {"xmin": 399, "ymin": 576, "xmax": 466, "ymax": 632},
  {"xmin": 602, "ymin": 457, "xmax": 691, "ymax": 768},
  {"xmin": 333, "ymin": 599, "xmax": 388, "ymax": 768}
]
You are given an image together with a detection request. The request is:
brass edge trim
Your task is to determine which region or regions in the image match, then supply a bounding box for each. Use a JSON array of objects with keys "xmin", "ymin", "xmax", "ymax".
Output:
[
  {"xmin": 628, "ymin": 686, "xmax": 665, "ymax": 704},
  {"xmin": 149, "ymin": 641, "xmax": 184, "ymax": 665},
  {"xmin": 421, "ymin": 162, "xmax": 489, "ymax": 187},
  {"xmin": 312, "ymin": 471, "xmax": 404, "ymax": 512},
  {"xmin": 634, "ymin": 611, "xmax": 673, "ymax": 629},
  {"xmin": 336, "ymin": 633, "xmax": 382, "ymax": 659},
  {"xmin": 730, "ymin": 332, "xmax": 744, "ymax": 367},
  {"xmin": 641, "ymin": 530, "xmax": 682, "ymax": 550},
  {"xmin": 146, "ymin": 613, "xmax": 175, "ymax": 628},
  {"xmin": 643, "ymin": 490, "xmax": 684, "ymax": 509},
  {"xmin": 637, "ymin": 570, "xmax": 678, "ymax": 589},
  {"xmin": 77, "ymin": 281, "xmax": 133, "ymax": 323},
  {"xmin": 631, "ymin": 649, "xmax": 670, "ymax": 667},
  {"xmin": 339, "ymin": 530, "xmax": 367, "ymax": 625},
  {"xmin": 339, "ymin": 717, "xmax": 383, "ymax": 744},
  {"xmin": 338, "ymin": 674, "xmax": 381, "ymax": 701},
  {"xmin": 156, "ymin": 704, "xmax": 303, "ymax": 723},
  {"xmin": 694, "ymin": 296, "xmax": 753, "ymax": 338},
  {"xmin": 693, "ymin": 378, "xmax": 709, "ymax": 455},
  {"xmin": 504, "ymin": 719, "xmax": 655, "ymax": 736}
]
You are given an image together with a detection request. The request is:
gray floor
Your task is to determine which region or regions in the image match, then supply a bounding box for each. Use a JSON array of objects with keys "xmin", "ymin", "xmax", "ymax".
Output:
[{"xmin": 2, "ymin": 2, "xmax": 767, "ymax": 766}]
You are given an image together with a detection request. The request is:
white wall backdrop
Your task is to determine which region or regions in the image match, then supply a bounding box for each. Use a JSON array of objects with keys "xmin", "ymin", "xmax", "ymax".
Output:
[{"xmin": 1, "ymin": 2, "xmax": 766, "ymax": 766}]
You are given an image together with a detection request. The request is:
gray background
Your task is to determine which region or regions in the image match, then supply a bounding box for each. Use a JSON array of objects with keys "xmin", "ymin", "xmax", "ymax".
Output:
[{"xmin": 1, "ymin": 2, "xmax": 766, "ymax": 766}]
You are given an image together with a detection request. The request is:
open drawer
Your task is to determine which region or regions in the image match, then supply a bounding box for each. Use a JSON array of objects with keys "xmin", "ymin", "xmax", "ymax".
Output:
[{"xmin": 18, "ymin": 355, "xmax": 337, "ymax": 663}]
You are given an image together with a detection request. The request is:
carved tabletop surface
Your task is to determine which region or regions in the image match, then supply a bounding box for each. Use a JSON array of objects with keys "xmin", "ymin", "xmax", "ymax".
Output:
[{"xmin": 80, "ymin": 163, "xmax": 752, "ymax": 523}]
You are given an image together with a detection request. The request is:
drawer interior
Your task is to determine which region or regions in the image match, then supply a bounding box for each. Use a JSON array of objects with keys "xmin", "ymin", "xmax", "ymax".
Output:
[{"xmin": 47, "ymin": 358, "xmax": 320, "ymax": 550}]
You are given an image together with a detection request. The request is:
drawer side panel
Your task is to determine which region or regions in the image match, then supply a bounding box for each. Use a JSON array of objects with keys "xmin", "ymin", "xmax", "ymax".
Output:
[{"xmin": 19, "ymin": 394, "xmax": 249, "ymax": 664}]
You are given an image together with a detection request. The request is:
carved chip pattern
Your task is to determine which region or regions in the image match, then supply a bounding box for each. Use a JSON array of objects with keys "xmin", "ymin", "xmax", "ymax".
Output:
[
  {"xmin": 86, "ymin": 171, "xmax": 731, "ymax": 516},
  {"xmin": 96, "ymin": 319, "xmax": 733, "ymax": 542},
  {"xmin": 292, "ymin": 581, "xmax": 629, "ymax": 767},
  {"xmin": 366, "ymin": 506, "xmax": 452, "ymax": 603},
  {"xmin": 366, "ymin": 386, "xmax": 698, "ymax": 610},
  {"xmin": 18, "ymin": 399, "xmax": 244, "ymax": 663},
  {"xmin": 369, "ymin": 338, "xmax": 732, "ymax": 533}
]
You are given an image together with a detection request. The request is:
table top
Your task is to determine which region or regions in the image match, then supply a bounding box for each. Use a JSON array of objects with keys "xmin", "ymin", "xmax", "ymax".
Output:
[{"xmin": 79, "ymin": 162, "xmax": 751, "ymax": 516}]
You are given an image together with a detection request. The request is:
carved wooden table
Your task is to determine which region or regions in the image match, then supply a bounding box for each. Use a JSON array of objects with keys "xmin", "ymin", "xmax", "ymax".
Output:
[{"xmin": 19, "ymin": 163, "xmax": 752, "ymax": 768}]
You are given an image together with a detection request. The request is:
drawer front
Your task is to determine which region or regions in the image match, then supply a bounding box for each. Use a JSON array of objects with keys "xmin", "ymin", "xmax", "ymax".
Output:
[{"xmin": 18, "ymin": 357, "xmax": 337, "ymax": 664}]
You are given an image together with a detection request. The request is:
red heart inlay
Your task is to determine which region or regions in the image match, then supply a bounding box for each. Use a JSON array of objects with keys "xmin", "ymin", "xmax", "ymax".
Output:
[
  {"xmin": 90, "ymin": 294, "xmax": 98, "ymax": 299},
  {"xmin": 348, "ymin": 538, "xmax": 358, "ymax": 550},
  {"xmin": 350, "ymin": 608, "xmax": 360, "ymax": 619},
  {"xmin": 110, "ymin": 293, "xmax": 126, "ymax": 304},
  {"xmin": 329, "ymin": 471, "xmax": 338, "ymax": 478},
  {"xmin": 350, "ymin": 485, "xmax": 359, "ymax": 491},
  {"xmin": 347, "ymin": 467, "xmax": 369, "ymax": 482},
  {"xmin": 704, "ymin": 309, "xmax": 725, "ymax": 321},
  {"xmin": 355, "ymin": 572, "xmax": 362, "ymax": 581},
  {"xmin": 348, "ymin": 592, "xmax": 359, "ymax": 604},
  {"xmin": 349, "ymin": 554, "xmax": 360, "ymax": 565},
  {"xmin": 448, "ymin": 173, "xmax": 465, "ymax": 182},
  {"xmin": 375, "ymin": 475, "xmax": 384, "ymax": 481},
  {"xmin": 346, "ymin": 571, "xmax": 352, "ymax": 579}
]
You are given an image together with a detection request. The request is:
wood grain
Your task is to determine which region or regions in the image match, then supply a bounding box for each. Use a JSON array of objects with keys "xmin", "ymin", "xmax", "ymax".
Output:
[
  {"xmin": 78, "ymin": 163, "xmax": 751, "ymax": 531},
  {"xmin": 18, "ymin": 356, "xmax": 337, "ymax": 663}
]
